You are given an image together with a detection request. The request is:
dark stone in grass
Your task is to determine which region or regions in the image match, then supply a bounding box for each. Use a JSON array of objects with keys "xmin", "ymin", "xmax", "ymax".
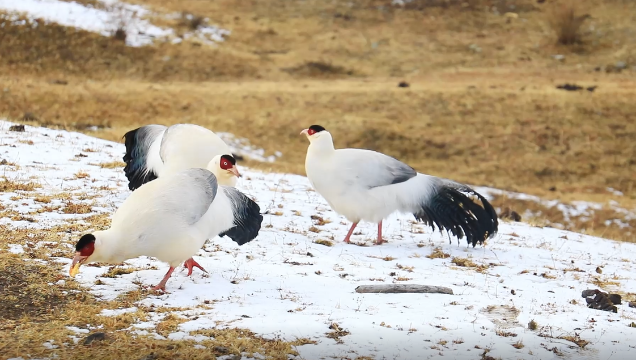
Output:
[
  {"xmin": 83, "ymin": 332, "xmax": 108, "ymax": 345},
  {"xmin": 556, "ymin": 83, "xmax": 583, "ymax": 91},
  {"xmin": 214, "ymin": 346, "xmax": 229, "ymax": 354},
  {"xmin": 9, "ymin": 125, "xmax": 25, "ymax": 132},
  {"xmin": 398, "ymin": 81, "xmax": 410, "ymax": 88},
  {"xmin": 581, "ymin": 289, "xmax": 621, "ymax": 313}
]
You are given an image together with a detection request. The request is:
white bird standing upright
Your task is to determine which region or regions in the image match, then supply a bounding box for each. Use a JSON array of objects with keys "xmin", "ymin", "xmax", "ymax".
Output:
[
  {"xmin": 301, "ymin": 125, "xmax": 498, "ymax": 246},
  {"xmin": 122, "ymin": 124, "xmax": 241, "ymax": 190},
  {"xmin": 69, "ymin": 168, "xmax": 263, "ymax": 291}
]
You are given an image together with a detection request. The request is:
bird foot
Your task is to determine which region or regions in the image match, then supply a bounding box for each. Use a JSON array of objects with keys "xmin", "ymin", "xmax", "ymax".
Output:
[
  {"xmin": 374, "ymin": 238, "xmax": 385, "ymax": 245},
  {"xmin": 183, "ymin": 257, "xmax": 207, "ymax": 277}
]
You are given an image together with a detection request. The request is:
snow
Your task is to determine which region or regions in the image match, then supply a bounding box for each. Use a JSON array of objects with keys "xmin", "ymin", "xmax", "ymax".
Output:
[
  {"xmin": 0, "ymin": 0, "xmax": 230, "ymax": 47},
  {"xmin": 2, "ymin": 119, "xmax": 636, "ymax": 359}
]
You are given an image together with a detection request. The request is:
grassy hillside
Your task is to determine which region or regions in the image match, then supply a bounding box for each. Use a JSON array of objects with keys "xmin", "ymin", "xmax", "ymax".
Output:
[{"xmin": 1, "ymin": 0, "xmax": 635, "ymax": 241}]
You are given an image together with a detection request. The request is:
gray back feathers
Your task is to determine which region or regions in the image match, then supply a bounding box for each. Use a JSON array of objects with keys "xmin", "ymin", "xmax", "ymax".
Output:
[{"xmin": 174, "ymin": 168, "xmax": 219, "ymax": 225}]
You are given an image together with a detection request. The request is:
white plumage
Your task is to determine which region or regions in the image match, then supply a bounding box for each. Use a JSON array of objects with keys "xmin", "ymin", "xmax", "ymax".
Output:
[
  {"xmin": 69, "ymin": 168, "xmax": 262, "ymax": 291},
  {"xmin": 122, "ymin": 124, "xmax": 240, "ymax": 190},
  {"xmin": 301, "ymin": 125, "xmax": 498, "ymax": 246}
]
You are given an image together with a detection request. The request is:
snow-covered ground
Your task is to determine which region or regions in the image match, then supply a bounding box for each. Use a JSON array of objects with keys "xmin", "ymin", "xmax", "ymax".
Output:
[
  {"xmin": 0, "ymin": 0, "xmax": 230, "ymax": 46},
  {"xmin": 1, "ymin": 119, "xmax": 636, "ymax": 360}
]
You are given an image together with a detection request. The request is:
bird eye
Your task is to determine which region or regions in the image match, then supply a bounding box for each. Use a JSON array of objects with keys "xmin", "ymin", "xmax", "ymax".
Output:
[{"xmin": 308, "ymin": 129, "xmax": 316, "ymax": 135}]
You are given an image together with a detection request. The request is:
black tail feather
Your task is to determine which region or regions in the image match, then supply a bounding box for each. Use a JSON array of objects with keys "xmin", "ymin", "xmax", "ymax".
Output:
[
  {"xmin": 122, "ymin": 126, "xmax": 163, "ymax": 191},
  {"xmin": 219, "ymin": 188, "xmax": 263, "ymax": 246},
  {"xmin": 414, "ymin": 185, "xmax": 498, "ymax": 247}
]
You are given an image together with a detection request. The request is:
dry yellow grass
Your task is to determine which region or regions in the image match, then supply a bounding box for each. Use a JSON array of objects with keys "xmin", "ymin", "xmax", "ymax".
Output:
[
  {"xmin": 0, "ymin": 2, "xmax": 635, "ymax": 353},
  {"xmin": 0, "ymin": 225, "xmax": 311, "ymax": 359}
]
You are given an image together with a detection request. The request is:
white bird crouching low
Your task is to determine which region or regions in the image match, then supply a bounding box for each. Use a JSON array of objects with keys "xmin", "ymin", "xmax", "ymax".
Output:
[
  {"xmin": 69, "ymin": 168, "xmax": 263, "ymax": 291},
  {"xmin": 301, "ymin": 124, "xmax": 498, "ymax": 246},
  {"xmin": 122, "ymin": 123, "xmax": 241, "ymax": 190}
]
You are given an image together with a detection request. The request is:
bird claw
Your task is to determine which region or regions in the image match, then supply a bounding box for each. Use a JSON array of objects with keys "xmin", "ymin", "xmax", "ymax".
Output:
[{"xmin": 183, "ymin": 258, "xmax": 207, "ymax": 277}]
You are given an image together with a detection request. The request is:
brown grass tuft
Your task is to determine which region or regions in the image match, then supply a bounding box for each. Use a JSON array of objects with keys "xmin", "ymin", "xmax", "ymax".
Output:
[
  {"xmin": 94, "ymin": 161, "xmax": 126, "ymax": 169},
  {"xmin": 62, "ymin": 201, "xmax": 93, "ymax": 214},
  {"xmin": 0, "ymin": 179, "xmax": 40, "ymax": 192},
  {"xmin": 75, "ymin": 171, "xmax": 90, "ymax": 179},
  {"xmin": 314, "ymin": 239, "xmax": 334, "ymax": 247},
  {"xmin": 102, "ymin": 266, "xmax": 136, "ymax": 278},
  {"xmin": 548, "ymin": 0, "xmax": 590, "ymax": 45},
  {"xmin": 451, "ymin": 257, "xmax": 478, "ymax": 267},
  {"xmin": 427, "ymin": 247, "xmax": 451, "ymax": 259}
]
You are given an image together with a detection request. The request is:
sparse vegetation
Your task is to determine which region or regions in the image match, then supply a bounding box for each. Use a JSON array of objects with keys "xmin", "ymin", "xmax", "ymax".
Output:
[
  {"xmin": 314, "ymin": 239, "xmax": 334, "ymax": 247},
  {"xmin": 427, "ymin": 247, "xmax": 451, "ymax": 259},
  {"xmin": 548, "ymin": 0, "xmax": 590, "ymax": 45},
  {"xmin": 0, "ymin": 179, "xmax": 40, "ymax": 192},
  {"xmin": 1, "ymin": 0, "xmax": 636, "ymax": 357}
]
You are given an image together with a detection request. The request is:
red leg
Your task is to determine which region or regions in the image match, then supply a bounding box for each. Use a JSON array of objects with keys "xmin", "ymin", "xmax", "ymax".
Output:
[
  {"xmin": 152, "ymin": 266, "xmax": 176, "ymax": 291},
  {"xmin": 343, "ymin": 222, "xmax": 359, "ymax": 243},
  {"xmin": 183, "ymin": 257, "xmax": 207, "ymax": 276},
  {"xmin": 375, "ymin": 221, "xmax": 384, "ymax": 245}
]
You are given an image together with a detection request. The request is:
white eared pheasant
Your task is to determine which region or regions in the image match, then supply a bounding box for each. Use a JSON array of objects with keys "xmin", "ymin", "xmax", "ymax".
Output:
[
  {"xmin": 122, "ymin": 124, "xmax": 241, "ymax": 190},
  {"xmin": 301, "ymin": 125, "xmax": 498, "ymax": 246},
  {"xmin": 69, "ymin": 168, "xmax": 262, "ymax": 291}
]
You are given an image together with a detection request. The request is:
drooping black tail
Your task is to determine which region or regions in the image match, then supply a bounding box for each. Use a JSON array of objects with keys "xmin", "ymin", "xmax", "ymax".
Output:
[
  {"xmin": 413, "ymin": 182, "xmax": 498, "ymax": 247},
  {"xmin": 122, "ymin": 125, "xmax": 165, "ymax": 191},
  {"xmin": 219, "ymin": 187, "xmax": 263, "ymax": 246}
]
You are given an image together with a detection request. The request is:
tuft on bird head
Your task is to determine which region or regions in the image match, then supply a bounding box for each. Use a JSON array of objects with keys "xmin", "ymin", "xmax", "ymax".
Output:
[{"xmin": 70, "ymin": 234, "xmax": 96, "ymax": 278}]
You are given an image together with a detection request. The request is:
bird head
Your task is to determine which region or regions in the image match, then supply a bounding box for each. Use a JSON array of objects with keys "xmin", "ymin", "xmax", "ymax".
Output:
[
  {"xmin": 208, "ymin": 154, "xmax": 241, "ymax": 185},
  {"xmin": 300, "ymin": 125, "xmax": 327, "ymax": 142},
  {"xmin": 69, "ymin": 233, "xmax": 96, "ymax": 277}
]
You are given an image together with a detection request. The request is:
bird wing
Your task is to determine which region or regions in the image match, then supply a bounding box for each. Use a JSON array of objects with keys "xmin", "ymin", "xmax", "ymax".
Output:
[
  {"xmin": 333, "ymin": 148, "xmax": 417, "ymax": 189},
  {"xmin": 218, "ymin": 187, "xmax": 263, "ymax": 246},
  {"xmin": 122, "ymin": 124, "xmax": 167, "ymax": 190},
  {"xmin": 113, "ymin": 168, "xmax": 219, "ymax": 230},
  {"xmin": 159, "ymin": 124, "xmax": 232, "ymax": 175}
]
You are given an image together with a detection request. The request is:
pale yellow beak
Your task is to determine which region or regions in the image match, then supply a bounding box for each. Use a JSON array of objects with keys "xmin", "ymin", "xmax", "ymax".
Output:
[
  {"xmin": 69, "ymin": 252, "xmax": 88, "ymax": 277},
  {"xmin": 228, "ymin": 166, "xmax": 242, "ymax": 178},
  {"xmin": 300, "ymin": 129, "xmax": 309, "ymax": 136}
]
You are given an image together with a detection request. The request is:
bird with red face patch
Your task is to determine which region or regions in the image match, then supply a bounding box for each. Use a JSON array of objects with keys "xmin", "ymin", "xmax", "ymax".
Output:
[
  {"xmin": 122, "ymin": 124, "xmax": 242, "ymax": 190},
  {"xmin": 301, "ymin": 125, "xmax": 498, "ymax": 247},
  {"xmin": 69, "ymin": 168, "xmax": 262, "ymax": 291}
]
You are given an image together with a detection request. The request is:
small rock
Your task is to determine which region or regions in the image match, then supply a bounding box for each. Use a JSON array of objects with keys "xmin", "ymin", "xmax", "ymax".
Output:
[
  {"xmin": 500, "ymin": 207, "xmax": 521, "ymax": 222},
  {"xmin": 83, "ymin": 332, "xmax": 108, "ymax": 345},
  {"xmin": 595, "ymin": 266, "xmax": 602, "ymax": 274},
  {"xmin": 511, "ymin": 289, "xmax": 516, "ymax": 295},
  {"xmin": 615, "ymin": 61, "xmax": 627, "ymax": 70},
  {"xmin": 468, "ymin": 44, "xmax": 482, "ymax": 53},
  {"xmin": 552, "ymin": 54, "xmax": 565, "ymax": 61},
  {"xmin": 49, "ymin": 79, "xmax": 68, "ymax": 85},
  {"xmin": 9, "ymin": 125, "xmax": 25, "ymax": 132},
  {"xmin": 139, "ymin": 354, "xmax": 157, "ymax": 360},
  {"xmin": 586, "ymin": 86, "xmax": 598, "ymax": 92},
  {"xmin": 0, "ymin": 159, "xmax": 7, "ymax": 165},
  {"xmin": 581, "ymin": 289, "xmax": 620, "ymax": 313},
  {"xmin": 398, "ymin": 81, "xmax": 410, "ymax": 88},
  {"xmin": 556, "ymin": 83, "xmax": 583, "ymax": 91},
  {"xmin": 214, "ymin": 346, "xmax": 229, "ymax": 354},
  {"xmin": 629, "ymin": 302, "xmax": 636, "ymax": 308}
]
